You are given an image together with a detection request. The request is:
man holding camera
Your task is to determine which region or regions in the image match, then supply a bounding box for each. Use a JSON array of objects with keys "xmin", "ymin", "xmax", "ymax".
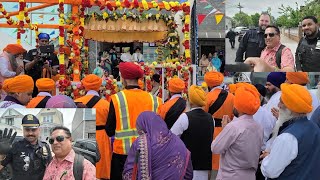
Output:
[{"xmin": 25, "ymin": 33, "xmax": 59, "ymax": 97}]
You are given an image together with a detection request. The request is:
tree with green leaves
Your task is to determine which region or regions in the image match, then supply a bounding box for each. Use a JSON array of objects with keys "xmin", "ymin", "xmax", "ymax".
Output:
[
  {"xmin": 276, "ymin": 0, "xmax": 319, "ymax": 28},
  {"xmin": 251, "ymin": 13, "xmax": 260, "ymax": 27},
  {"xmin": 233, "ymin": 12, "xmax": 253, "ymax": 27}
]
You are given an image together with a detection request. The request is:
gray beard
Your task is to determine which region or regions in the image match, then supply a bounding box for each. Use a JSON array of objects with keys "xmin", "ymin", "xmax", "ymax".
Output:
[{"xmin": 270, "ymin": 107, "xmax": 295, "ymax": 140}]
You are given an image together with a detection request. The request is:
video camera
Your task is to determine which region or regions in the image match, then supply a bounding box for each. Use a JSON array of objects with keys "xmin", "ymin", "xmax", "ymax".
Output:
[{"xmin": 36, "ymin": 45, "xmax": 55, "ymax": 65}]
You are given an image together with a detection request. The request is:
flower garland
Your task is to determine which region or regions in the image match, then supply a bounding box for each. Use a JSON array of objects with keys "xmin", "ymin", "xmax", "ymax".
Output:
[
  {"xmin": 71, "ymin": 83, "xmax": 86, "ymax": 99},
  {"xmin": 86, "ymin": 12, "xmax": 175, "ymax": 24},
  {"xmin": 182, "ymin": 2, "xmax": 191, "ymax": 65},
  {"xmin": 56, "ymin": 79, "xmax": 85, "ymax": 98},
  {"xmin": 58, "ymin": 0, "xmax": 65, "ymax": 78},
  {"xmin": 17, "ymin": 0, "xmax": 27, "ymax": 44},
  {"xmin": 104, "ymin": 78, "xmax": 118, "ymax": 100},
  {"xmin": 34, "ymin": 24, "xmax": 39, "ymax": 48},
  {"xmin": 180, "ymin": 65, "xmax": 193, "ymax": 99},
  {"xmin": 18, "ymin": 0, "xmax": 25, "ymax": 27},
  {"xmin": 87, "ymin": 1, "xmax": 189, "ymax": 63},
  {"xmin": 0, "ymin": 3, "xmax": 16, "ymax": 25},
  {"xmin": 142, "ymin": 62, "xmax": 156, "ymax": 92},
  {"xmin": 57, "ymin": 79, "xmax": 71, "ymax": 95},
  {"xmin": 79, "ymin": 5, "xmax": 88, "ymax": 76},
  {"xmin": 17, "ymin": 30, "xmax": 21, "ymax": 45}
]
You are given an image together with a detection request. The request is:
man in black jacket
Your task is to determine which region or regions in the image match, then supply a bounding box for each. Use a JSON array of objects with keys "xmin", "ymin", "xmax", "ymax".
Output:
[
  {"xmin": 25, "ymin": 33, "xmax": 59, "ymax": 97},
  {"xmin": 295, "ymin": 16, "xmax": 320, "ymax": 71},
  {"xmin": 235, "ymin": 12, "xmax": 271, "ymax": 62},
  {"xmin": 226, "ymin": 28, "xmax": 237, "ymax": 48}
]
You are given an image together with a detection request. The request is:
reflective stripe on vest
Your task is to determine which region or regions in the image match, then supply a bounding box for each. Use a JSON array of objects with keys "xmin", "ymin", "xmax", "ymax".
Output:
[
  {"xmin": 114, "ymin": 91, "xmax": 136, "ymax": 154},
  {"xmin": 115, "ymin": 91, "xmax": 130, "ymax": 130},
  {"xmin": 114, "ymin": 92, "xmax": 159, "ymax": 154},
  {"xmin": 115, "ymin": 129, "xmax": 138, "ymax": 139},
  {"xmin": 150, "ymin": 93, "xmax": 159, "ymax": 112}
]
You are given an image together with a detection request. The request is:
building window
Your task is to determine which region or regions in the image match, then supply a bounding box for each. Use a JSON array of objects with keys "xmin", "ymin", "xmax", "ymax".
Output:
[
  {"xmin": 88, "ymin": 133, "xmax": 96, "ymax": 139},
  {"xmin": 43, "ymin": 115, "xmax": 53, "ymax": 123},
  {"xmin": 5, "ymin": 118, "xmax": 13, "ymax": 126},
  {"xmin": 43, "ymin": 128, "xmax": 48, "ymax": 135}
]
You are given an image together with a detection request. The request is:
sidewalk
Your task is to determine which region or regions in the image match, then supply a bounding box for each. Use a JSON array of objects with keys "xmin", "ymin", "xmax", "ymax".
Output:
[{"xmin": 281, "ymin": 34, "xmax": 299, "ymax": 54}]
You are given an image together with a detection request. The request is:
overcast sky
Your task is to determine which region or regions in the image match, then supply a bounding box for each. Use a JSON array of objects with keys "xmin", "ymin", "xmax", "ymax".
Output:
[{"xmin": 226, "ymin": 0, "xmax": 307, "ymax": 18}]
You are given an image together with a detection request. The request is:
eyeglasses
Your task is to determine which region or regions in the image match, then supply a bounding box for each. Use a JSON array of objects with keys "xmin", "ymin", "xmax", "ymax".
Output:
[
  {"xmin": 264, "ymin": 33, "xmax": 277, "ymax": 38},
  {"xmin": 48, "ymin": 135, "xmax": 69, "ymax": 144}
]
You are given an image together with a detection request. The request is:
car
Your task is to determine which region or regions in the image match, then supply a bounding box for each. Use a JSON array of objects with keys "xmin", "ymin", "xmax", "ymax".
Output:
[
  {"xmin": 238, "ymin": 28, "xmax": 249, "ymax": 42},
  {"xmin": 234, "ymin": 26, "xmax": 248, "ymax": 35},
  {"xmin": 73, "ymin": 139, "xmax": 100, "ymax": 165}
]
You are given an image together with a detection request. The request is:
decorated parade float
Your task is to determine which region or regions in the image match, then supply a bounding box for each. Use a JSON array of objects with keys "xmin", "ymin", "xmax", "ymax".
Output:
[{"xmin": 0, "ymin": 0, "xmax": 195, "ymax": 101}]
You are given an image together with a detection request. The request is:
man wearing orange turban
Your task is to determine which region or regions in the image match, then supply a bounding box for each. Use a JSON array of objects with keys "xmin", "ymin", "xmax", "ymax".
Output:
[
  {"xmin": 212, "ymin": 85, "xmax": 263, "ymax": 180},
  {"xmin": 3, "ymin": 44, "xmax": 26, "ymax": 55},
  {"xmin": 171, "ymin": 85, "xmax": 214, "ymax": 180},
  {"xmin": 26, "ymin": 78, "xmax": 55, "ymax": 108},
  {"xmin": 203, "ymin": 71, "xmax": 234, "ymax": 171},
  {"xmin": 106, "ymin": 62, "xmax": 162, "ymax": 179},
  {"xmin": 261, "ymin": 83, "xmax": 320, "ymax": 179},
  {"xmin": 0, "ymin": 44, "xmax": 26, "ymax": 100},
  {"xmin": 158, "ymin": 77, "xmax": 187, "ymax": 129},
  {"xmin": 0, "ymin": 75, "xmax": 34, "ymax": 108},
  {"xmin": 285, "ymin": 72, "xmax": 319, "ymax": 120},
  {"xmin": 74, "ymin": 74, "xmax": 111, "ymax": 179}
]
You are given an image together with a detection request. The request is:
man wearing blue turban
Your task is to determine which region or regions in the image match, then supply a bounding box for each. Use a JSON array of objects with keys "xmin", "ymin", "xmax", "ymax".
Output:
[{"xmin": 25, "ymin": 33, "xmax": 59, "ymax": 97}]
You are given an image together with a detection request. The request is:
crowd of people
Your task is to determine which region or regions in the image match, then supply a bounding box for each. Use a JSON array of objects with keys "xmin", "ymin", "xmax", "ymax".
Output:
[
  {"xmin": 230, "ymin": 13, "xmax": 319, "ymax": 72},
  {"xmin": 0, "ymin": 115, "xmax": 96, "ymax": 180},
  {"xmin": 94, "ymin": 46, "xmax": 145, "ymax": 81},
  {"xmin": 0, "ymin": 60, "xmax": 320, "ymax": 179},
  {"xmin": 199, "ymin": 52, "xmax": 224, "ymax": 75},
  {"xmin": 0, "ymin": 19, "xmax": 319, "ymax": 179}
]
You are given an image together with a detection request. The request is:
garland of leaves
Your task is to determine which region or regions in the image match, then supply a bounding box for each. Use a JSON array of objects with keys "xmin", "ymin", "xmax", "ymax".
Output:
[
  {"xmin": 58, "ymin": 0, "xmax": 65, "ymax": 78},
  {"xmin": 0, "ymin": 3, "xmax": 16, "ymax": 25}
]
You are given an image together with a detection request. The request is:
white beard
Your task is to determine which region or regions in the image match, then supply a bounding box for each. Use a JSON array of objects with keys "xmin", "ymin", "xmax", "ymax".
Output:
[{"xmin": 270, "ymin": 107, "xmax": 295, "ymax": 140}]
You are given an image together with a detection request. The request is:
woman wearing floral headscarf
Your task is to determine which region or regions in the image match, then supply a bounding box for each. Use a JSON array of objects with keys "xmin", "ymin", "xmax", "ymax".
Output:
[{"xmin": 123, "ymin": 111, "xmax": 193, "ymax": 180}]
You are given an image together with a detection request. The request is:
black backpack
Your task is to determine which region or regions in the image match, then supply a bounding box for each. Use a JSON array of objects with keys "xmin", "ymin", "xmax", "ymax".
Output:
[{"xmin": 275, "ymin": 44, "xmax": 286, "ymax": 69}]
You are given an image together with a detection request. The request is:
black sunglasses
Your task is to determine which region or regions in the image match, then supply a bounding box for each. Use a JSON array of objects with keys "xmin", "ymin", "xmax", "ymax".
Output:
[
  {"xmin": 49, "ymin": 135, "xmax": 69, "ymax": 144},
  {"xmin": 264, "ymin": 33, "xmax": 277, "ymax": 38}
]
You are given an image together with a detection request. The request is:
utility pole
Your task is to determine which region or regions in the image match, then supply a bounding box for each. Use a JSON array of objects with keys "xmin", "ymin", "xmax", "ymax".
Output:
[{"xmin": 237, "ymin": 2, "xmax": 243, "ymax": 13}]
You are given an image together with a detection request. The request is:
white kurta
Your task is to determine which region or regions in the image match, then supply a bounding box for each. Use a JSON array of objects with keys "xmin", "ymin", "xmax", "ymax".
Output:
[
  {"xmin": 253, "ymin": 106, "xmax": 277, "ymax": 151},
  {"xmin": 261, "ymin": 133, "xmax": 298, "ymax": 179},
  {"xmin": 120, "ymin": 53, "xmax": 132, "ymax": 62},
  {"xmin": 307, "ymin": 87, "xmax": 320, "ymax": 120},
  {"xmin": 171, "ymin": 107, "xmax": 215, "ymax": 137},
  {"xmin": 132, "ymin": 53, "xmax": 144, "ymax": 62}
]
